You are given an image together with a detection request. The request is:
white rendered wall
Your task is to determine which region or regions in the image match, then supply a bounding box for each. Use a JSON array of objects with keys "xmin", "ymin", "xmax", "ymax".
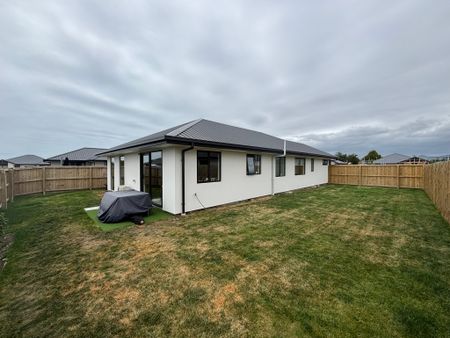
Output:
[
  {"xmin": 273, "ymin": 156, "xmax": 328, "ymax": 194},
  {"xmin": 107, "ymin": 157, "xmax": 112, "ymax": 190},
  {"xmin": 106, "ymin": 147, "xmax": 329, "ymax": 214},
  {"xmin": 124, "ymin": 153, "xmax": 140, "ymax": 190},
  {"xmin": 162, "ymin": 147, "xmax": 183, "ymax": 214},
  {"xmin": 184, "ymin": 149, "xmax": 273, "ymax": 212},
  {"xmin": 109, "ymin": 156, "xmax": 121, "ymax": 191}
]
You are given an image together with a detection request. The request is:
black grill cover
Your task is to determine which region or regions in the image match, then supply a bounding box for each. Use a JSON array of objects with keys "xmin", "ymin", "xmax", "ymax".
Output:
[{"xmin": 97, "ymin": 191, "xmax": 151, "ymax": 223}]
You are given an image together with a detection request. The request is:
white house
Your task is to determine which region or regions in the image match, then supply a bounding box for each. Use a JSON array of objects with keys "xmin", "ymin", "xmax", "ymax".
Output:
[{"xmin": 98, "ymin": 119, "xmax": 334, "ymax": 214}]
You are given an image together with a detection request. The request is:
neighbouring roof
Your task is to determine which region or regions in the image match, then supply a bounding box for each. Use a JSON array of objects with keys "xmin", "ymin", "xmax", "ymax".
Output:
[
  {"xmin": 372, "ymin": 153, "xmax": 430, "ymax": 164},
  {"xmin": 6, "ymin": 154, "xmax": 48, "ymax": 165},
  {"xmin": 100, "ymin": 119, "xmax": 334, "ymax": 158},
  {"xmin": 46, "ymin": 147, "xmax": 107, "ymax": 162}
]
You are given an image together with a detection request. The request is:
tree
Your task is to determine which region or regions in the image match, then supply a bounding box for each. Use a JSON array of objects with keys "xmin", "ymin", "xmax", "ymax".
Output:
[
  {"xmin": 363, "ymin": 150, "xmax": 381, "ymax": 163},
  {"xmin": 347, "ymin": 153, "xmax": 360, "ymax": 164},
  {"xmin": 335, "ymin": 152, "xmax": 348, "ymax": 162}
]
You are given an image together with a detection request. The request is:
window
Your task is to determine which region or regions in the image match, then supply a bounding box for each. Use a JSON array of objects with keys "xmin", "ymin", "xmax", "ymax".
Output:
[
  {"xmin": 110, "ymin": 158, "xmax": 115, "ymax": 190},
  {"xmin": 119, "ymin": 156, "xmax": 125, "ymax": 185},
  {"xmin": 275, "ymin": 157, "xmax": 286, "ymax": 177},
  {"xmin": 311, "ymin": 158, "xmax": 315, "ymax": 172},
  {"xmin": 246, "ymin": 154, "xmax": 261, "ymax": 175},
  {"xmin": 322, "ymin": 160, "xmax": 329, "ymax": 166},
  {"xmin": 295, "ymin": 158, "xmax": 305, "ymax": 175},
  {"xmin": 197, "ymin": 151, "xmax": 221, "ymax": 183}
]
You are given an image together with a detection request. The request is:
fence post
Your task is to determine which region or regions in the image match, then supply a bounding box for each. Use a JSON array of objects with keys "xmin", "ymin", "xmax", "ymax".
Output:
[
  {"xmin": 397, "ymin": 165, "xmax": 400, "ymax": 189},
  {"xmin": 359, "ymin": 165, "xmax": 362, "ymax": 186},
  {"xmin": 90, "ymin": 167, "xmax": 93, "ymax": 190},
  {"xmin": 11, "ymin": 169, "xmax": 14, "ymax": 202},
  {"xmin": 42, "ymin": 167, "xmax": 46, "ymax": 195},
  {"xmin": 3, "ymin": 170, "xmax": 8, "ymax": 209}
]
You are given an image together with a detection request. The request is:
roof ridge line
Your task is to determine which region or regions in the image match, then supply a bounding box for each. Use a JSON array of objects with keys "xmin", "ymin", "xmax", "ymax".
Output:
[{"xmin": 166, "ymin": 119, "xmax": 203, "ymax": 137}]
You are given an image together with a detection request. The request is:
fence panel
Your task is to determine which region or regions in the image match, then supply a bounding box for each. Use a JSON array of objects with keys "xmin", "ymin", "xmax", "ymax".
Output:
[
  {"xmin": 424, "ymin": 161, "xmax": 450, "ymax": 224},
  {"xmin": 329, "ymin": 164, "xmax": 424, "ymax": 189},
  {"xmin": 0, "ymin": 170, "xmax": 6, "ymax": 209},
  {"xmin": 0, "ymin": 166, "xmax": 107, "ymax": 208}
]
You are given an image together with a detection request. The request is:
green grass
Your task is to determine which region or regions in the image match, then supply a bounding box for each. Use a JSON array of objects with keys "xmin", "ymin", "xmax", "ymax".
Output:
[
  {"xmin": 85, "ymin": 208, "xmax": 172, "ymax": 232},
  {"xmin": 0, "ymin": 186, "xmax": 449, "ymax": 337}
]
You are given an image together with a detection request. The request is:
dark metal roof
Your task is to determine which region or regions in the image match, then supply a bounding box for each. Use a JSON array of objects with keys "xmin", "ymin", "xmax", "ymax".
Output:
[
  {"xmin": 6, "ymin": 154, "xmax": 47, "ymax": 165},
  {"xmin": 46, "ymin": 147, "xmax": 107, "ymax": 162},
  {"xmin": 100, "ymin": 119, "xmax": 334, "ymax": 158},
  {"xmin": 372, "ymin": 153, "xmax": 413, "ymax": 164}
]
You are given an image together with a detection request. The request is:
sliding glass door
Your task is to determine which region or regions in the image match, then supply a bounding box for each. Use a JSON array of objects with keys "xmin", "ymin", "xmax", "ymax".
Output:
[{"xmin": 141, "ymin": 151, "xmax": 162, "ymax": 206}]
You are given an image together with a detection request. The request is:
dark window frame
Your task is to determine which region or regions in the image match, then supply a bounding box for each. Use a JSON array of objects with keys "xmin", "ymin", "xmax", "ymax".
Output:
[
  {"xmin": 295, "ymin": 157, "xmax": 306, "ymax": 176},
  {"xmin": 197, "ymin": 151, "xmax": 221, "ymax": 183},
  {"xmin": 322, "ymin": 160, "xmax": 329, "ymax": 166},
  {"xmin": 246, "ymin": 154, "xmax": 261, "ymax": 175},
  {"xmin": 140, "ymin": 151, "xmax": 163, "ymax": 207},
  {"xmin": 311, "ymin": 158, "xmax": 315, "ymax": 172},
  {"xmin": 275, "ymin": 157, "xmax": 286, "ymax": 177}
]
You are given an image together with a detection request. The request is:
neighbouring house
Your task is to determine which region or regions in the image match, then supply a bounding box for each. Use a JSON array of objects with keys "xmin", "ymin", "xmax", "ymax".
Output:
[
  {"xmin": 330, "ymin": 159, "xmax": 348, "ymax": 165},
  {"xmin": 98, "ymin": 119, "xmax": 334, "ymax": 214},
  {"xmin": 45, "ymin": 147, "xmax": 107, "ymax": 166},
  {"xmin": 0, "ymin": 155, "xmax": 49, "ymax": 168},
  {"xmin": 373, "ymin": 153, "xmax": 430, "ymax": 165}
]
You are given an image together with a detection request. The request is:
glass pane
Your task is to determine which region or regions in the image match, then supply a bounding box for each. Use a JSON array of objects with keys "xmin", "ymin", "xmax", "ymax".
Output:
[
  {"xmin": 255, "ymin": 155, "xmax": 261, "ymax": 174},
  {"xmin": 210, "ymin": 156, "xmax": 219, "ymax": 182},
  {"xmin": 120, "ymin": 156, "xmax": 125, "ymax": 185},
  {"xmin": 247, "ymin": 156, "xmax": 255, "ymax": 174},
  {"xmin": 198, "ymin": 163, "xmax": 209, "ymax": 182},
  {"xmin": 150, "ymin": 151, "xmax": 162, "ymax": 206}
]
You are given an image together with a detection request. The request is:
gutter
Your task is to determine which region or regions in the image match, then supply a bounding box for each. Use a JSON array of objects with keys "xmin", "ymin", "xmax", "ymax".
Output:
[{"xmin": 181, "ymin": 143, "xmax": 194, "ymax": 214}]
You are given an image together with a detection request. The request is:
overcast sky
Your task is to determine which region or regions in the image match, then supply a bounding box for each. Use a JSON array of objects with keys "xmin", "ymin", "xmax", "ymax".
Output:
[{"xmin": 1, "ymin": 0, "xmax": 449, "ymax": 159}]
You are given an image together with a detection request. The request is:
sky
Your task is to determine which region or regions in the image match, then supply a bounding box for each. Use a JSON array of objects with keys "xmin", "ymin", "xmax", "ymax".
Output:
[{"xmin": 1, "ymin": 0, "xmax": 449, "ymax": 159}]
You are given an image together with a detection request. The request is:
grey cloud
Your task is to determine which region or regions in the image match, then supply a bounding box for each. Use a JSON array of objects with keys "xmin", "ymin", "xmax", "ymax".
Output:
[{"xmin": 1, "ymin": 0, "xmax": 450, "ymax": 158}]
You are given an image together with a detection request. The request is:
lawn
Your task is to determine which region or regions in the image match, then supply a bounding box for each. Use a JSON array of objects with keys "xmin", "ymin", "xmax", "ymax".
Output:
[
  {"xmin": 0, "ymin": 186, "xmax": 449, "ymax": 337},
  {"xmin": 85, "ymin": 207, "xmax": 172, "ymax": 232}
]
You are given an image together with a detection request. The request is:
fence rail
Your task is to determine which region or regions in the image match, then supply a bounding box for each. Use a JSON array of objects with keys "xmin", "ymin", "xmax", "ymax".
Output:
[
  {"xmin": 0, "ymin": 166, "xmax": 107, "ymax": 209},
  {"xmin": 329, "ymin": 164, "xmax": 424, "ymax": 189}
]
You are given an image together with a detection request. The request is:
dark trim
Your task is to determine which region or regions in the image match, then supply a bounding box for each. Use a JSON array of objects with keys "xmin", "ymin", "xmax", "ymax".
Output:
[{"xmin": 182, "ymin": 144, "xmax": 194, "ymax": 214}]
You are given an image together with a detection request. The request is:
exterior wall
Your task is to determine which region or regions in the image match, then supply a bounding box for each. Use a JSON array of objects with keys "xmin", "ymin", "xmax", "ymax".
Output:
[
  {"xmin": 184, "ymin": 149, "xmax": 273, "ymax": 213},
  {"xmin": 107, "ymin": 157, "xmax": 112, "ymax": 190},
  {"xmin": 162, "ymin": 148, "xmax": 182, "ymax": 214},
  {"xmin": 124, "ymin": 153, "xmax": 140, "ymax": 190},
  {"xmin": 104, "ymin": 147, "xmax": 329, "ymax": 214},
  {"xmin": 273, "ymin": 156, "xmax": 328, "ymax": 194},
  {"xmin": 113, "ymin": 156, "xmax": 121, "ymax": 190}
]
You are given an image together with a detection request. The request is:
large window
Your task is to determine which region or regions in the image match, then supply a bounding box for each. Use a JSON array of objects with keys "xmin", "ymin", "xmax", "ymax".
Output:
[
  {"xmin": 246, "ymin": 154, "xmax": 261, "ymax": 175},
  {"xmin": 110, "ymin": 158, "xmax": 115, "ymax": 190},
  {"xmin": 119, "ymin": 156, "xmax": 125, "ymax": 185},
  {"xmin": 275, "ymin": 157, "xmax": 285, "ymax": 177},
  {"xmin": 311, "ymin": 158, "xmax": 315, "ymax": 172},
  {"xmin": 197, "ymin": 151, "xmax": 221, "ymax": 183},
  {"xmin": 295, "ymin": 158, "xmax": 305, "ymax": 175}
]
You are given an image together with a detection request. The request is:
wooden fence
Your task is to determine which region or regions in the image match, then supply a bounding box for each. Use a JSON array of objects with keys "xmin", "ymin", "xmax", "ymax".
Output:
[
  {"xmin": 424, "ymin": 161, "xmax": 450, "ymax": 224},
  {"xmin": 0, "ymin": 166, "xmax": 107, "ymax": 209},
  {"xmin": 329, "ymin": 164, "xmax": 424, "ymax": 189}
]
